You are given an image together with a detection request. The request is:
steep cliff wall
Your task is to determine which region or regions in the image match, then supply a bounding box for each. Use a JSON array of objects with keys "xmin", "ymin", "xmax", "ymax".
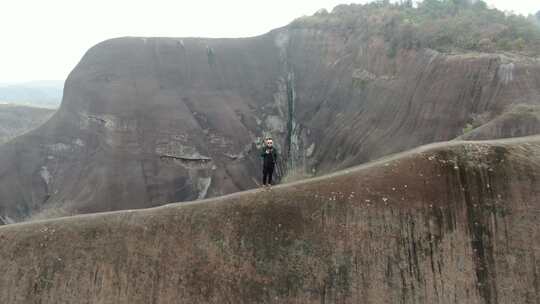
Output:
[
  {"xmin": 1, "ymin": 137, "xmax": 539, "ymax": 303},
  {"xmin": 1, "ymin": 5, "xmax": 540, "ymax": 222}
]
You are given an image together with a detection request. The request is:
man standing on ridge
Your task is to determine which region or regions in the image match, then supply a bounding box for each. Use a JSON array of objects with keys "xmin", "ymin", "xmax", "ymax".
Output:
[{"xmin": 260, "ymin": 137, "xmax": 278, "ymax": 188}]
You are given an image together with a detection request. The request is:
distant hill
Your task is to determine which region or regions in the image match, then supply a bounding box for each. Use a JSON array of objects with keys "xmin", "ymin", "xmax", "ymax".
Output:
[
  {"xmin": 0, "ymin": 104, "xmax": 55, "ymax": 145},
  {"xmin": 0, "ymin": 80, "xmax": 63, "ymax": 109}
]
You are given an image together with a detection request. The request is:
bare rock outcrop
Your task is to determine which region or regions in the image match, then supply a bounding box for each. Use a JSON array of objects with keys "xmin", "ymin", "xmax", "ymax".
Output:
[{"xmin": 1, "ymin": 136, "xmax": 539, "ymax": 303}]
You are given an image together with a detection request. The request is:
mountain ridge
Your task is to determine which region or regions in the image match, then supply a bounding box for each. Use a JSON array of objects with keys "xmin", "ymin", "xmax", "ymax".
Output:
[{"xmin": 3, "ymin": 134, "xmax": 538, "ymax": 227}]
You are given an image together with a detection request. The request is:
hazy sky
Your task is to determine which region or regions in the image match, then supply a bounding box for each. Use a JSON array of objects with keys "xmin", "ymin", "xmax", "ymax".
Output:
[{"xmin": 0, "ymin": 0, "xmax": 538, "ymax": 83}]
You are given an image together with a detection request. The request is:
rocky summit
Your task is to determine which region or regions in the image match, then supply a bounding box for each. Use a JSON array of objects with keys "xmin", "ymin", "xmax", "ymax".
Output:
[
  {"xmin": 1, "ymin": 136, "xmax": 539, "ymax": 303},
  {"xmin": 1, "ymin": 2, "xmax": 539, "ymax": 222}
]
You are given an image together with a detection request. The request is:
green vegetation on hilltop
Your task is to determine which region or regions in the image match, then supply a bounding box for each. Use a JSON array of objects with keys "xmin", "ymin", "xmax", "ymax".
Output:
[{"xmin": 291, "ymin": 0, "xmax": 540, "ymax": 56}]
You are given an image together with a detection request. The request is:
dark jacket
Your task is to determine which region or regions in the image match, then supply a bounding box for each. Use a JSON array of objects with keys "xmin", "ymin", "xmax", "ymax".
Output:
[{"xmin": 260, "ymin": 146, "xmax": 278, "ymax": 168}]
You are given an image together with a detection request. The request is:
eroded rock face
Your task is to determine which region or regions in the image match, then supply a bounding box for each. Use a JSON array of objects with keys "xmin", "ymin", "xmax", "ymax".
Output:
[
  {"xmin": 0, "ymin": 137, "xmax": 538, "ymax": 303},
  {"xmin": 1, "ymin": 20, "xmax": 540, "ymax": 222}
]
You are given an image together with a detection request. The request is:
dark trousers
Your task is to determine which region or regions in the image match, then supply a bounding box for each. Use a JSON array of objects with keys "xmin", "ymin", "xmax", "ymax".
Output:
[{"xmin": 262, "ymin": 166, "xmax": 274, "ymax": 185}]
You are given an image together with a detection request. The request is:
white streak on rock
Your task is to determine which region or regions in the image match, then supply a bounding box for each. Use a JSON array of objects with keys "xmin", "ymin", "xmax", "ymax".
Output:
[
  {"xmin": 40, "ymin": 166, "xmax": 52, "ymax": 185},
  {"xmin": 197, "ymin": 177, "xmax": 212, "ymax": 200},
  {"xmin": 306, "ymin": 143, "xmax": 316, "ymax": 158},
  {"xmin": 498, "ymin": 63, "xmax": 514, "ymax": 85}
]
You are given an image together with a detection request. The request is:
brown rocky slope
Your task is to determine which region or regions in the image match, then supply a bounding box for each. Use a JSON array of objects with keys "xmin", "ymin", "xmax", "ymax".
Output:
[
  {"xmin": 1, "ymin": 4, "xmax": 540, "ymax": 222},
  {"xmin": 0, "ymin": 136, "xmax": 539, "ymax": 303}
]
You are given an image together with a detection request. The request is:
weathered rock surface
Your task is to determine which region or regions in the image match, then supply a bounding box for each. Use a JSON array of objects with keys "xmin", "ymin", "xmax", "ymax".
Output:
[
  {"xmin": 1, "ymin": 7, "xmax": 540, "ymax": 222},
  {"xmin": 0, "ymin": 104, "xmax": 55, "ymax": 144},
  {"xmin": 1, "ymin": 136, "xmax": 539, "ymax": 303}
]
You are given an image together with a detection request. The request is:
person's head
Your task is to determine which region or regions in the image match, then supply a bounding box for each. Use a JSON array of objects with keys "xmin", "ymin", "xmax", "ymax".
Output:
[{"xmin": 265, "ymin": 137, "xmax": 273, "ymax": 147}]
